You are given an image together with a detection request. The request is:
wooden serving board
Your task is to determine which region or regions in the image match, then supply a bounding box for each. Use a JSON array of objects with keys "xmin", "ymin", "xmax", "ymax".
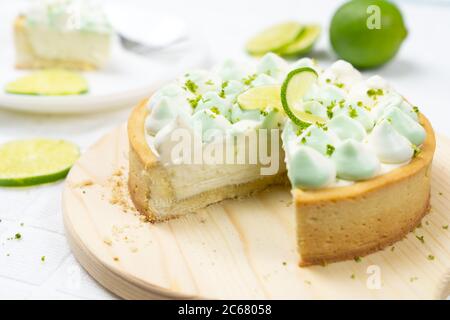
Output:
[{"xmin": 62, "ymin": 125, "xmax": 450, "ymax": 299}]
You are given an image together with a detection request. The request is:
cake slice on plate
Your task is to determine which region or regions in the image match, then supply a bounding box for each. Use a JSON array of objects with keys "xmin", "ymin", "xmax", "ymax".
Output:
[
  {"xmin": 128, "ymin": 54, "xmax": 435, "ymax": 266},
  {"xmin": 14, "ymin": 0, "xmax": 113, "ymax": 70}
]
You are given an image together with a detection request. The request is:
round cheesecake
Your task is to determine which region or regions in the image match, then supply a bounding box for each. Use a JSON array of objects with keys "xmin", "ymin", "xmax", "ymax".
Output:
[
  {"xmin": 128, "ymin": 55, "xmax": 436, "ymax": 266},
  {"xmin": 14, "ymin": 0, "xmax": 112, "ymax": 70}
]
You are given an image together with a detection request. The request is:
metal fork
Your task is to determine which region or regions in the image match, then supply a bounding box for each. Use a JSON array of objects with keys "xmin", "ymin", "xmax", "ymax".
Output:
[{"xmin": 118, "ymin": 33, "xmax": 189, "ymax": 56}]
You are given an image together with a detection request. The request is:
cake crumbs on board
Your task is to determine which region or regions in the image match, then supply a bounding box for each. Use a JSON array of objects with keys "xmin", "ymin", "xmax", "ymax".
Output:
[
  {"xmin": 108, "ymin": 167, "xmax": 137, "ymax": 214},
  {"xmin": 72, "ymin": 179, "xmax": 94, "ymax": 189},
  {"xmin": 103, "ymin": 238, "xmax": 113, "ymax": 246},
  {"xmin": 130, "ymin": 246, "xmax": 138, "ymax": 253},
  {"xmin": 111, "ymin": 223, "xmax": 146, "ymax": 244}
]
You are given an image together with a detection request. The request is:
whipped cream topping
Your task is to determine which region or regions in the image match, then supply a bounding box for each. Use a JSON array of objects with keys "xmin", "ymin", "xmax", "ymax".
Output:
[
  {"xmin": 332, "ymin": 140, "xmax": 380, "ymax": 181},
  {"xmin": 24, "ymin": 0, "xmax": 112, "ymax": 34},
  {"xmin": 282, "ymin": 59, "xmax": 425, "ymax": 189},
  {"xmin": 145, "ymin": 53, "xmax": 288, "ymax": 157},
  {"xmin": 145, "ymin": 54, "xmax": 426, "ymax": 190},
  {"xmin": 286, "ymin": 146, "xmax": 336, "ymax": 188}
]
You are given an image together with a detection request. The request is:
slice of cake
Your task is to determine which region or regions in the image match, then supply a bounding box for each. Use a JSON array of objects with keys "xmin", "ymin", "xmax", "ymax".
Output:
[
  {"xmin": 128, "ymin": 54, "xmax": 435, "ymax": 266},
  {"xmin": 14, "ymin": 0, "xmax": 113, "ymax": 70}
]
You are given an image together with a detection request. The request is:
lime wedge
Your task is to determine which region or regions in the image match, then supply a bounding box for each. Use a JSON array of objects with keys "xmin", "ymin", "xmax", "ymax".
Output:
[
  {"xmin": 237, "ymin": 85, "xmax": 282, "ymax": 111},
  {"xmin": 281, "ymin": 67, "xmax": 324, "ymax": 128},
  {"xmin": 246, "ymin": 22, "xmax": 304, "ymax": 56},
  {"xmin": 279, "ymin": 25, "xmax": 321, "ymax": 57},
  {"xmin": 5, "ymin": 70, "xmax": 88, "ymax": 96},
  {"xmin": 0, "ymin": 139, "xmax": 80, "ymax": 187}
]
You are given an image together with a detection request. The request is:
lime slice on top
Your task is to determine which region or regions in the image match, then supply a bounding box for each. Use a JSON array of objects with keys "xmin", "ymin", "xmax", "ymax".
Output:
[
  {"xmin": 5, "ymin": 70, "xmax": 88, "ymax": 96},
  {"xmin": 281, "ymin": 67, "xmax": 324, "ymax": 128},
  {"xmin": 278, "ymin": 25, "xmax": 321, "ymax": 57},
  {"xmin": 246, "ymin": 22, "xmax": 304, "ymax": 56},
  {"xmin": 0, "ymin": 139, "xmax": 80, "ymax": 187},
  {"xmin": 237, "ymin": 85, "xmax": 282, "ymax": 111}
]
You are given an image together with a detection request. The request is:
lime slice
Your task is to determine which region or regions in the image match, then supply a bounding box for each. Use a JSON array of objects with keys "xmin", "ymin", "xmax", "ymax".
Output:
[
  {"xmin": 5, "ymin": 70, "xmax": 88, "ymax": 96},
  {"xmin": 246, "ymin": 22, "xmax": 304, "ymax": 56},
  {"xmin": 281, "ymin": 67, "xmax": 324, "ymax": 128},
  {"xmin": 237, "ymin": 85, "xmax": 282, "ymax": 111},
  {"xmin": 0, "ymin": 139, "xmax": 80, "ymax": 187},
  {"xmin": 278, "ymin": 25, "xmax": 321, "ymax": 57}
]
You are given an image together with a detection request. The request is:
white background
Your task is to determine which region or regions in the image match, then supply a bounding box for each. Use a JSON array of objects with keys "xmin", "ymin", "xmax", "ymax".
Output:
[{"xmin": 0, "ymin": 0, "xmax": 449, "ymax": 299}]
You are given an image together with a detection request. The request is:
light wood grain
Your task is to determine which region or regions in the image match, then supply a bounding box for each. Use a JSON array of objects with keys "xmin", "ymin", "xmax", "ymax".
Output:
[{"xmin": 62, "ymin": 125, "xmax": 450, "ymax": 299}]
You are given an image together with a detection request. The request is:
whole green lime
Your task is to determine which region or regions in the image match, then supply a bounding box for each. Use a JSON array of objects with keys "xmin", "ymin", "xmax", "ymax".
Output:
[{"xmin": 330, "ymin": 0, "xmax": 407, "ymax": 69}]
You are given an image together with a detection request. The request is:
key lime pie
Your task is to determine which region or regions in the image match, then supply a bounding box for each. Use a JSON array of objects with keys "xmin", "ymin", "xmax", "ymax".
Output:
[
  {"xmin": 128, "ymin": 53, "xmax": 435, "ymax": 266},
  {"xmin": 14, "ymin": 0, "xmax": 113, "ymax": 70}
]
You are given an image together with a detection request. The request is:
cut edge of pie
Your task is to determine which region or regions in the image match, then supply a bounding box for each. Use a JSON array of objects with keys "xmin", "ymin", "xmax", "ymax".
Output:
[
  {"xmin": 128, "ymin": 100, "xmax": 288, "ymax": 222},
  {"xmin": 128, "ymin": 99, "xmax": 436, "ymax": 266},
  {"xmin": 13, "ymin": 15, "xmax": 108, "ymax": 71}
]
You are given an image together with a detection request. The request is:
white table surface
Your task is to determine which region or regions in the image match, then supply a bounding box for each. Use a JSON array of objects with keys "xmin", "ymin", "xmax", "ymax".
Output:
[{"xmin": 0, "ymin": 0, "xmax": 449, "ymax": 299}]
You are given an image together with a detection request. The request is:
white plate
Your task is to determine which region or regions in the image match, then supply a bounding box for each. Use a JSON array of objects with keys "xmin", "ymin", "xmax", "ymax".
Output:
[{"xmin": 0, "ymin": 3, "xmax": 210, "ymax": 114}]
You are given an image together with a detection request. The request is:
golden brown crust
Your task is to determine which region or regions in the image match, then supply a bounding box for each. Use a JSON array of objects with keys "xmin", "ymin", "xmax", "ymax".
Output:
[
  {"xmin": 127, "ymin": 99, "xmax": 157, "ymax": 167},
  {"xmin": 15, "ymin": 60, "xmax": 97, "ymax": 71},
  {"xmin": 14, "ymin": 15, "xmax": 99, "ymax": 71},
  {"xmin": 127, "ymin": 99, "xmax": 158, "ymax": 220},
  {"xmin": 298, "ymin": 198, "xmax": 431, "ymax": 267}
]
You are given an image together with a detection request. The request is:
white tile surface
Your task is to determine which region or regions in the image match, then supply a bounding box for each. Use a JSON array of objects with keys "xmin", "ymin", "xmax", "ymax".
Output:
[
  {"xmin": 0, "ymin": 226, "xmax": 70, "ymax": 285},
  {"xmin": 27, "ymin": 287, "xmax": 82, "ymax": 300},
  {"xmin": 0, "ymin": 0, "xmax": 449, "ymax": 299},
  {"xmin": 0, "ymin": 277, "xmax": 36, "ymax": 300},
  {"xmin": 0, "ymin": 187, "xmax": 43, "ymax": 221},
  {"xmin": 47, "ymin": 256, "xmax": 118, "ymax": 300},
  {"xmin": 21, "ymin": 183, "xmax": 66, "ymax": 235}
]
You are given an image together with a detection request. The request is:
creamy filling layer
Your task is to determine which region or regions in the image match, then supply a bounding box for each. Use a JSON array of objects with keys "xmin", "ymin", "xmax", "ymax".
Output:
[
  {"xmin": 25, "ymin": 26, "xmax": 111, "ymax": 65},
  {"xmin": 146, "ymin": 129, "xmax": 286, "ymax": 201},
  {"xmin": 167, "ymin": 164, "xmax": 274, "ymax": 200}
]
